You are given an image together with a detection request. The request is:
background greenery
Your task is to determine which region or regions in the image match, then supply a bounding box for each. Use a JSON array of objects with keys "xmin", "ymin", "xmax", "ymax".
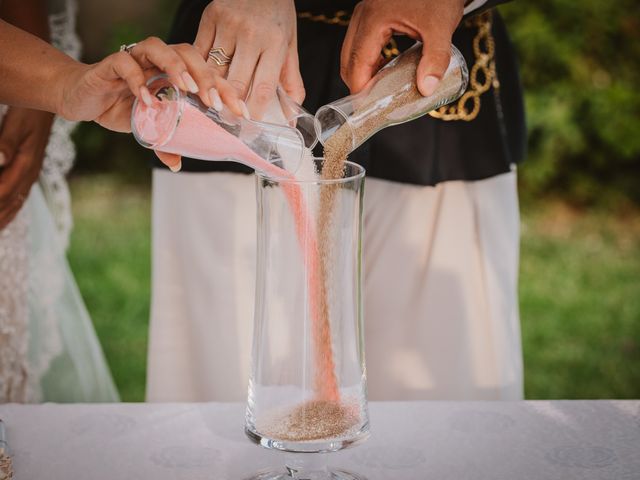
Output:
[
  {"xmin": 64, "ymin": 1, "xmax": 639, "ymax": 401},
  {"xmin": 501, "ymin": 0, "xmax": 640, "ymax": 206}
]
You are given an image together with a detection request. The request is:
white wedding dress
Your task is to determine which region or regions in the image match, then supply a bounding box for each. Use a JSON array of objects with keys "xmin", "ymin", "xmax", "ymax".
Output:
[{"xmin": 0, "ymin": 0, "xmax": 118, "ymax": 403}]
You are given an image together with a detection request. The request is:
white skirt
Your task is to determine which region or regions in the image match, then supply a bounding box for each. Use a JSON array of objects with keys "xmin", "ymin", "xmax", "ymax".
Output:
[{"xmin": 147, "ymin": 170, "xmax": 523, "ymax": 401}]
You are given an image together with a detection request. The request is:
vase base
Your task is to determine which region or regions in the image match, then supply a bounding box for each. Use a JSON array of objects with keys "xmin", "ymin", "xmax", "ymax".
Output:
[
  {"xmin": 245, "ymin": 425, "xmax": 370, "ymax": 454},
  {"xmin": 244, "ymin": 468, "xmax": 366, "ymax": 480}
]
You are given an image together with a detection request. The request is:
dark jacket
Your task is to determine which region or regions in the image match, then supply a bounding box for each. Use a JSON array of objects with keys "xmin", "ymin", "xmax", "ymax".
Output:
[{"xmin": 158, "ymin": 0, "xmax": 526, "ymax": 186}]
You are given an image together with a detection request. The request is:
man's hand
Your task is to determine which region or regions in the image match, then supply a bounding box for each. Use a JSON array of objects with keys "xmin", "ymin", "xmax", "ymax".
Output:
[
  {"xmin": 0, "ymin": 107, "xmax": 53, "ymax": 228},
  {"xmin": 194, "ymin": 0, "xmax": 304, "ymax": 119},
  {"xmin": 341, "ymin": 0, "xmax": 465, "ymax": 96}
]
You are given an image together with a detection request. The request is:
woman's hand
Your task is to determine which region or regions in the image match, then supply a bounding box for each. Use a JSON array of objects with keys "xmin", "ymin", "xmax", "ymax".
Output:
[
  {"xmin": 0, "ymin": 107, "xmax": 54, "ymax": 228},
  {"xmin": 193, "ymin": 0, "xmax": 304, "ymax": 119},
  {"xmin": 54, "ymin": 37, "xmax": 243, "ymax": 171},
  {"xmin": 341, "ymin": 0, "xmax": 464, "ymax": 96},
  {"xmin": 56, "ymin": 38, "xmax": 242, "ymax": 133}
]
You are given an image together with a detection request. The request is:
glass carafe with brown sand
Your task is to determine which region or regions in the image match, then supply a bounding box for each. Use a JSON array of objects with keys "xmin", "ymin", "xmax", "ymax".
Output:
[{"xmin": 314, "ymin": 43, "xmax": 468, "ymax": 159}]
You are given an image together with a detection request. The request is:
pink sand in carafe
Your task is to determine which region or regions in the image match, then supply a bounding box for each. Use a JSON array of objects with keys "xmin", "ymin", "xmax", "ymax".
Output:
[
  {"xmin": 133, "ymin": 98, "xmax": 272, "ymax": 170},
  {"xmin": 133, "ymin": 97, "xmax": 341, "ymax": 402}
]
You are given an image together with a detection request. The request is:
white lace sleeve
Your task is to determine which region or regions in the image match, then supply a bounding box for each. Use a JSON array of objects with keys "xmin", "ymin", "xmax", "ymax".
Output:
[{"xmin": 39, "ymin": 0, "xmax": 82, "ymax": 251}]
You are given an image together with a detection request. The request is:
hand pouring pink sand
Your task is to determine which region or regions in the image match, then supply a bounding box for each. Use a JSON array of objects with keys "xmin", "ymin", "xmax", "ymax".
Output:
[{"xmin": 131, "ymin": 75, "xmax": 308, "ymax": 173}]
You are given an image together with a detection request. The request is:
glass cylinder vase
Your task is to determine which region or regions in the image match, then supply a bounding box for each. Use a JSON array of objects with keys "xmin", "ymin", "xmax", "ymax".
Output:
[{"xmin": 245, "ymin": 159, "xmax": 368, "ymax": 478}]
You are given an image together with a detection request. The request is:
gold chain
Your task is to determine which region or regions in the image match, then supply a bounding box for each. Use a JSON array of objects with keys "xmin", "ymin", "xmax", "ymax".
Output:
[
  {"xmin": 297, "ymin": 9, "xmax": 497, "ymax": 122},
  {"xmin": 429, "ymin": 11, "xmax": 497, "ymax": 121},
  {"xmin": 297, "ymin": 10, "xmax": 351, "ymax": 26}
]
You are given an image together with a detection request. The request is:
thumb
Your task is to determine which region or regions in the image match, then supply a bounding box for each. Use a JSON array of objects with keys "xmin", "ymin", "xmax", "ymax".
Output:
[{"xmin": 416, "ymin": 40, "xmax": 452, "ymax": 97}]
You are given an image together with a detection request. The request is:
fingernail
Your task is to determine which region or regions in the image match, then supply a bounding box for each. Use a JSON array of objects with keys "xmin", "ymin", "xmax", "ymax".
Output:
[
  {"xmin": 210, "ymin": 88, "xmax": 223, "ymax": 112},
  {"xmin": 169, "ymin": 160, "xmax": 182, "ymax": 173},
  {"xmin": 140, "ymin": 86, "xmax": 153, "ymax": 107},
  {"xmin": 240, "ymin": 101, "xmax": 251, "ymax": 120},
  {"xmin": 182, "ymin": 72, "xmax": 199, "ymax": 94},
  {"xmin": 421, "ymin": 75, "xmax": 440, "ymax": 97}
]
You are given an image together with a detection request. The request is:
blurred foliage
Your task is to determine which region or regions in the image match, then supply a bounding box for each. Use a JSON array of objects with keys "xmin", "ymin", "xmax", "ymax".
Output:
[
  {"xmin": 73, "ymin": 0, "xmax": 640, "ymax": 205},
  {"xmin": 501, "ymin": 0, "xmax": 640, "ymax": 206}
]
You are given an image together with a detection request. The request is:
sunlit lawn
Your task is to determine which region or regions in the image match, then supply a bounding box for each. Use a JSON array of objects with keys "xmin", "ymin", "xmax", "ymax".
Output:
[{"xmin": 68, "ymin": 174, "xmax": 640, "ymax": 401}]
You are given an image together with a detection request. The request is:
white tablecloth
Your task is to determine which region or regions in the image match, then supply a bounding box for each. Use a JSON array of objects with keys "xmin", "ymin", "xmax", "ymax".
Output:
[{"xmin": 1, "ymin": 401, "xmax": 638, "ymax": 479}]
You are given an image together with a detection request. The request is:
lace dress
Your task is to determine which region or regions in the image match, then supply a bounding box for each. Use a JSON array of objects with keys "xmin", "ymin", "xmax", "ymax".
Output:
[{"xmin": 0, "ymin": 0, "xmax": 119, "ymax": 402}]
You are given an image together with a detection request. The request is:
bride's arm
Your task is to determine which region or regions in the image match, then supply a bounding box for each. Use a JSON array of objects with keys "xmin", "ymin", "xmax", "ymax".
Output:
[
  {"xmin": 0, "ymin": 19, "xmax": 242, "ymax": 131},
  {"xmin": 0, "ymin": 18, "xmax": 72, "ymax": 114},
  {"xmin": 0, "ymin": 1, "xmax": 55, "ymax": 228}
]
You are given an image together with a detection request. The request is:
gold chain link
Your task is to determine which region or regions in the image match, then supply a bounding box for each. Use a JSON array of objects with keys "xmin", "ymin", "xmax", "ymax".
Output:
[
  {"xmin": 297, "ymin": 9, "xmax": 497, "ymax": 122},
  {"xmin": 429, "ymin": 11, "xmax": 497, "ymax": 121},
  {"xmin": 297, "ymin": 10, "xmax": 352, "ymax": 26}
]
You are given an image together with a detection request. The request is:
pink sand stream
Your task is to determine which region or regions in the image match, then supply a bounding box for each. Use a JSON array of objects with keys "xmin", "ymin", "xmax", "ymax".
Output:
[{"xmin": 134, "ymin": 99, "xmax": 340, "ymax": 402}]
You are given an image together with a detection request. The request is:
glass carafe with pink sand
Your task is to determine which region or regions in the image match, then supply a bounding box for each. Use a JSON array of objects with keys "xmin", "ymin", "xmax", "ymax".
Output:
[{"xmin": 131, "ymin": 75, "xmax": 316, "ymax": 173}]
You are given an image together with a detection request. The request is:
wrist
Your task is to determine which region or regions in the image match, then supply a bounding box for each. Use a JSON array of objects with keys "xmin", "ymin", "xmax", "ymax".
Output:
[{"xmin": 51, "ymin": 60, "xmax": 88, "ymax": 119}]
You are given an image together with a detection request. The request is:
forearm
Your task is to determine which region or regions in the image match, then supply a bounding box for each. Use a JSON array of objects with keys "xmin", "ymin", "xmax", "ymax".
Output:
[{"xmin": 0, "ymin": 19, "xmax": 78, "ymax": 114}]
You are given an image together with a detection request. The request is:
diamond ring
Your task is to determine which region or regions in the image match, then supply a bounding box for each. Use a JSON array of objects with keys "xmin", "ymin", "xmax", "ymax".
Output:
[{"xmin": 119, "ymin": 42, "xmax": 138, "ymax": 54}]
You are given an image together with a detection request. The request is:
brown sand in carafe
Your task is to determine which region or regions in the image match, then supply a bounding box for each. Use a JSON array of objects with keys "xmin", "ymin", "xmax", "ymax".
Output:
[
  {"xmin": 322, "ymin": 45, "xmax": 462, "ymax": 157},
  {"xmin": 319, "ymin": 45, "xmax": 430, "ymax": 180},
  {"xmin": 312, "ymin": 46, "xmax": 426, "ymax": 394},
  {"xmin": 285, "ymin": 46, "xmax": 441, "ymax": 441},
  {"xmin": 262, "ymin": 399, "xmax": 360, "ymax": 442}
]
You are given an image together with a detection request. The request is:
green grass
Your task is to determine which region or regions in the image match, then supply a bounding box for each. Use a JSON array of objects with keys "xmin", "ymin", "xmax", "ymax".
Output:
[
  {"xmin": 67, "ymin": 175, "xmax": 640, "ymax": 401},
  {"xmin": 68, "ymin": 175, "xmax": 151, "ymax": 401},
  {"xmin": 519, "ymin": 201, "xmax": 640, "ymax": 398}
]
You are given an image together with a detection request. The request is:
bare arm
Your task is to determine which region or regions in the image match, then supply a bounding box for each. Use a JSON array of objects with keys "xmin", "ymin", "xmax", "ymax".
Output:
[
  {"xmin": 0, "ymin": 18, "xmax": 75, "ymax": 114},
  {"xmin": 0, "ymin": 0, "xmax": 54, "ymax": 227},
  {"xmin": 0, "ymin": 19, "xmax": 242, "ymax": 128}
]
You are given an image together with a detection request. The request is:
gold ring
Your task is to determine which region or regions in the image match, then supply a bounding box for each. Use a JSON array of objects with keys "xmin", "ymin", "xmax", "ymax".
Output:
[
  {"xmin": 119, "ymin": 42, "xmax": 138, "ymax": 54},
  {"xmin": 208, "ymin": 47, "xmax": 232, "ymax": 66}
]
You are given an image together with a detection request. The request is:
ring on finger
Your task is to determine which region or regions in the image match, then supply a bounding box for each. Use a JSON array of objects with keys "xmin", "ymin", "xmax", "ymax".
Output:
[
  {"xmin": 119, "ymin": 42, "xmax": 138, "ymax": 54},
  {"xmin": 208, "ymin": 47, "xmax": 233, "ymax": 66}
]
